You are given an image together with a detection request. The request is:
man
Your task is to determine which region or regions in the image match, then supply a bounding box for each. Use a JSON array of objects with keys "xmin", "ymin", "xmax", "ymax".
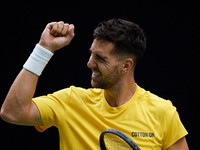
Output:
[{"xmin": 1, "ymin": 19, "xmax": 189, "ymax": 149}]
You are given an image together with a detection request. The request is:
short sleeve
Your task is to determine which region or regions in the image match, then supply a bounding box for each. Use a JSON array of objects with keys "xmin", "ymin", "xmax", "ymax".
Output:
[
  {"xmin": 162, "ymin": 101, "xmax": 188, "ymax": 150},
  {"xmin": 32, "ymin": 88, "xmax": 72, "ymax": 132}
]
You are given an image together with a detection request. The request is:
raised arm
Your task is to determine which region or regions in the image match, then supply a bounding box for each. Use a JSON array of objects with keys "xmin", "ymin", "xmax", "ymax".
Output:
[{"xmin": 0, "ymin": 21, "xmax": 75, "ymax": 126}]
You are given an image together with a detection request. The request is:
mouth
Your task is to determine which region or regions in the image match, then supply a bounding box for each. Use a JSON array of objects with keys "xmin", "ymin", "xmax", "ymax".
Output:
[
  {"xmin": 92, "ymin": 71, "xmax": 102, "ymax": 79},
  {"xmin": 93, "ymin": 72, "xmax": 101, "ymax": 76}
]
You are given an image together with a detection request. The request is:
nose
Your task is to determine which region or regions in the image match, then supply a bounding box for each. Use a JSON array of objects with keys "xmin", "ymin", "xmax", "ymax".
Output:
[{"xmin": 87, "ymin": 55, "xmax": 97, "ymax": 69}]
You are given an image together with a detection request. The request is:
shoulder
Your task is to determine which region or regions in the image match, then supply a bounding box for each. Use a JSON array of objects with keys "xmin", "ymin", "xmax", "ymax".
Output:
[
  {"xmin": 137, "ymin": 85, "xmax": 174, "ymax": 106},
  {"xmin": 69, "ymin": 86, "xmax": 103, "ymax": 97},
  {"xmin": 52, "ymin": 86, "xmax": 103, "ymax": 96},
  {"xmin": 136, "ymin": 85, "xmax": 176, "ymax": 118},
  {"xmin": 52, "ymin": 86, "xmax": 104, "ymax": 103}
]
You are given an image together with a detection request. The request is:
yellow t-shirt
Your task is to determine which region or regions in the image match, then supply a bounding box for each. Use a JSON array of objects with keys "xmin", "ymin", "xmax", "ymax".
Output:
[{"xmin": 33, "ymin": 85, "xmax": 188, "ymax": 150}]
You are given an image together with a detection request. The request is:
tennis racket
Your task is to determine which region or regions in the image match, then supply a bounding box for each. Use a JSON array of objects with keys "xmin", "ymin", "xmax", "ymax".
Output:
[{"xmin": 99, "ymin": 129, "xmax": 140, "ymax": 150}]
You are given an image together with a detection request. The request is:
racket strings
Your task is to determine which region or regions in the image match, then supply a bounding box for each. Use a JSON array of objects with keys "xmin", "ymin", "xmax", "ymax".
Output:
[{"xmin": 104, "ymin": 133, "xmax": 133, "ymax": 150}]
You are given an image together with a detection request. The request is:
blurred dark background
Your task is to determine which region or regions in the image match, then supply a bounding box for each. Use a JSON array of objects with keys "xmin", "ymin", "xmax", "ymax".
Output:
[{"xmin": 0, "ymin": 1, "xmax": 199, "ymax": 149}]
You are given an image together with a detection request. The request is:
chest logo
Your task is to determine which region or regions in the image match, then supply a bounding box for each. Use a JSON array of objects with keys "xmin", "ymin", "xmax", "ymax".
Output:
[{"xmin": 131, "ymin": 132, "xmax": 155, "ymax": 137}]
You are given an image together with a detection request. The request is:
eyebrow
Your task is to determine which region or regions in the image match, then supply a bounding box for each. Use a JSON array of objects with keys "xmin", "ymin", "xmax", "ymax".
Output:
[{"xmin": 89, "ymin": 49, "xmax": 108, "ymax": 60}]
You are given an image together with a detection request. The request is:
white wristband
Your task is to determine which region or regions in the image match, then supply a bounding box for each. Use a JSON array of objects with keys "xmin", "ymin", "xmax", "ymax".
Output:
[{"xmin": 23, "ymin": 44, "xmax": 54, "ymax": 76}]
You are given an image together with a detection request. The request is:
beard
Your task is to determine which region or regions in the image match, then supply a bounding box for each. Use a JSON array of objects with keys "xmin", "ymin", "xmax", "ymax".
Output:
[{"xmin": 91, "ymin": 66, "xmax": 122, "ymax": 90}]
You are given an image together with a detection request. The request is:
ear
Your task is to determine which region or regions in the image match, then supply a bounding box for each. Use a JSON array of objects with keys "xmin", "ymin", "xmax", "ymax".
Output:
[{"xmin": 122, "ymin": 58, "xmax": 134, "ymax": 74}]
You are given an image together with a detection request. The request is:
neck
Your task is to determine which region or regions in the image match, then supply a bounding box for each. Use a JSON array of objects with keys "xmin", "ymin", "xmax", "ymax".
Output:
[{"xmin": 104, "ymin": 75, "xmax": 137, "ymax": 107}]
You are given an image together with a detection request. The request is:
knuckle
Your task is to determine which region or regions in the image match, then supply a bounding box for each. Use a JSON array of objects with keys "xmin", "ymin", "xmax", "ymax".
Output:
[
  {"xmin": 64, "ymin": 24, "xmax": 69, "ymax": 29},
  {"xmin": 58, "ymin": 21, "xmax": 64, "ymax": 24}
]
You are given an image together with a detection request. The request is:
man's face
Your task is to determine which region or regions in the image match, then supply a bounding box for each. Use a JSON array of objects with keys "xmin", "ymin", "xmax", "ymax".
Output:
[{"xmin": 87, "ymin": 39, "xmax": 123, "ymax": 89}]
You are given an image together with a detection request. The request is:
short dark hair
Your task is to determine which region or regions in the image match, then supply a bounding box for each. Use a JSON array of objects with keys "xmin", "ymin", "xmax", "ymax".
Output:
[{"xmin": 93, "ymin": 18, "xmax": 146, "ymax": 64}]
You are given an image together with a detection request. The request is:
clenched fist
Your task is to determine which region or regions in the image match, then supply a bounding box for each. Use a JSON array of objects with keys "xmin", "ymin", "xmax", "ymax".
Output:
[{"xmin": 39, "ymin": 21, "xmax": 75, "ymax": 52}]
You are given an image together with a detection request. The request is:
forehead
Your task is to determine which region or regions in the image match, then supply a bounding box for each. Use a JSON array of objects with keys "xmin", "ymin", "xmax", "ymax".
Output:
[{"xmin": 90, "ymin": 39, "xmax": 115, "ymax": 55}]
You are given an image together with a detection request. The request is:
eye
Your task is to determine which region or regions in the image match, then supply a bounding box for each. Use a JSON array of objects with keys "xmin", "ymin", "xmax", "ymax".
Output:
[{"xmin": 97, "ymin": 55, "xmax": 105, "ymax": 61}]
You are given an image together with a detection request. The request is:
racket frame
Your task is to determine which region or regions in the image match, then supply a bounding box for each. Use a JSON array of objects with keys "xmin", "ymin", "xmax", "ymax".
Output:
[{"xmin": 99, "ymin": 129, "xmax": 140, "ymax": 150}]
